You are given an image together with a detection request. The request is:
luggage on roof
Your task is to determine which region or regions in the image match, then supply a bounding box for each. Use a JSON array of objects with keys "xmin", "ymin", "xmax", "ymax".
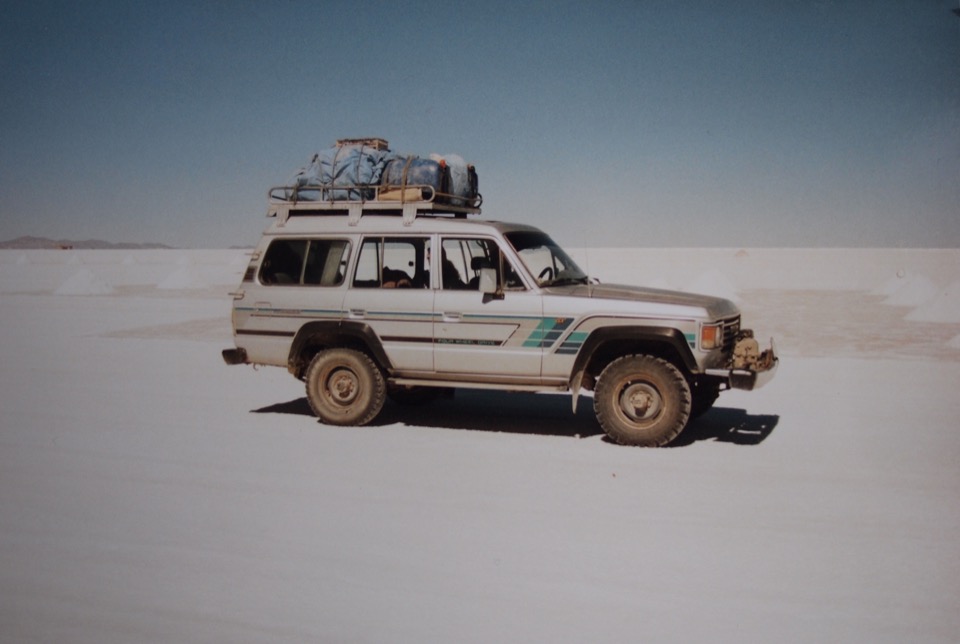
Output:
[
  {"xmin": 380, "ymin": 156, "xmax": 445, "ymax": 202},
  {"xmin": 292, "ymin": 139, "xmax": 390, "ymax": 201},
  {"xmin": 334, "ymin": 137, "xmax": 389, "ymax": 150},
  {"xmin": 277, "ymin": 138, "xmax": 480, "ymax": 209}
]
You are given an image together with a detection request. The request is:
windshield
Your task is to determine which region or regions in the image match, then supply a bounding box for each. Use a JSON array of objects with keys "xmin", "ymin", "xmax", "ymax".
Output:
[{"xmin": 504, "ymin": 231, "xmax": 589, "ymax": 287}]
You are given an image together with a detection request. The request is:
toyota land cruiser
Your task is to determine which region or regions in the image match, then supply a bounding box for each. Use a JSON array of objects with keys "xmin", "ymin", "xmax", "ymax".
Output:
[{"xmin": 223, "ymin": 183, "xmax": 776, "ymax": 446}]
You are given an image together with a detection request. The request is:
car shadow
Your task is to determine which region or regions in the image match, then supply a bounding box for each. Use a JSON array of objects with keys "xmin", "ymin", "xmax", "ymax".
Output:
[
  {"xmin": 253, "ymin": 397, "xmax": 314, "ymax": 417},
  {"xmin": 253, "ymin": 390, "xmax": 602, "ymax": 439},
  {"xmin": 253, "ymin": 390, "xmax": 779, "ymax": 446},
  {"xmin": 671, "ymin": 408, "xmax": 780, "ymax": 447},
  {"xmin": 378, "ymin": 390, "xmax": 605, "ymax": 438}
]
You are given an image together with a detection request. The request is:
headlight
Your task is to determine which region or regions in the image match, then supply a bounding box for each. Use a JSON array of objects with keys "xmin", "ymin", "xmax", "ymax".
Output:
[{"xmin": 700, "ymin": 323, "xmax": 721, "ymax": 350}]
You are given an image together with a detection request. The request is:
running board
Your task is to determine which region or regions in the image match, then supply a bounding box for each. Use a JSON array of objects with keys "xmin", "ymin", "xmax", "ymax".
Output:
[{"xmin": 389, "ymin": 377, "xmax": 568, "ymax": 394}]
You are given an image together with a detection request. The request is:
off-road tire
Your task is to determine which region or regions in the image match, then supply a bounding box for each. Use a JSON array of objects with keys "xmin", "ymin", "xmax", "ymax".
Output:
[
  {"xmin": 594, "ymin": 354, "xmax": 692, "ymax": 447},
  {"xmin": 305, "ymin": 348, "xmax": 385, "ymax": 426}
]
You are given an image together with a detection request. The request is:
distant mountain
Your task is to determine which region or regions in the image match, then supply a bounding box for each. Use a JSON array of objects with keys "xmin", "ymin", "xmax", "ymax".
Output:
[{"xmin": 0, "ymin": 236, "xmax": 173, "ymax": 250}]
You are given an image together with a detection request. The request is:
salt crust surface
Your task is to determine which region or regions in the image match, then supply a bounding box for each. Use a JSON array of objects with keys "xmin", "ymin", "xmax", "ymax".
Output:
[{"xmin": 1, "ymin": 248, "xmax": 959, "ymax": 643}]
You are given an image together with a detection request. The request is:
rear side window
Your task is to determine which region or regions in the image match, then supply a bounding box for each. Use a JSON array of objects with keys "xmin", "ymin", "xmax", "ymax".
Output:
[
  {"xmin": 353, "ymin": 237, "xmax": 430, "ymax": 288},
  {"xmin": 259, "ymin": 239, "xmax": 350, "ymax": 286}
]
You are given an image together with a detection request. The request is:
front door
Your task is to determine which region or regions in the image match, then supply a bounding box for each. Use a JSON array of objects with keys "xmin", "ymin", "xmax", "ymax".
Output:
[{"xmin": 432, "ymin": 236, "xmax": 544, "ymax": 381}]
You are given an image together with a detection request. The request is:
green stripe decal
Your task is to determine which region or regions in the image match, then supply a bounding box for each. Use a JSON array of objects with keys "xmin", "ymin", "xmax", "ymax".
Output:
[{"xmin": 523, "ymin": 318, "xmax": 573, "ymax": 348}]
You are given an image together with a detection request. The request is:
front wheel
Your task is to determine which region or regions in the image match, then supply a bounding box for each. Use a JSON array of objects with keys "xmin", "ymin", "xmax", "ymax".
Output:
[
  {"xmin": 305, "ymin": 348, "xmax": 385, "ymax": 426},
  {"xmin": 594, "ymin": 355, "xmax": 691, "ymax": 447}
]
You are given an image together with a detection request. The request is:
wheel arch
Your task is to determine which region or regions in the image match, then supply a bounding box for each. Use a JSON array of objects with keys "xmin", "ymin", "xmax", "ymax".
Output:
[
  {"xmin": 569, "ymin": 326, "xmax": 698, "ymax": 393},
  {"xmin": 287, "ymin": 320, "xmax": 393, "ymax": 380}
]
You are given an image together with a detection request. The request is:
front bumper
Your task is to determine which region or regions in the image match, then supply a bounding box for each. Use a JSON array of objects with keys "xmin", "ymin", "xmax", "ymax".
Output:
[{"xmin": 704, "ymin": 336, "xmax": 778, "ymax": 391}]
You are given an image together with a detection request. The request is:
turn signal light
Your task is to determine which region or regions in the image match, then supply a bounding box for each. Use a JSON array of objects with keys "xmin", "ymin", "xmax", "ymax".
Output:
[{"xmin": 700, "ymin": 323, "xmax": 721, "ymax": 350}]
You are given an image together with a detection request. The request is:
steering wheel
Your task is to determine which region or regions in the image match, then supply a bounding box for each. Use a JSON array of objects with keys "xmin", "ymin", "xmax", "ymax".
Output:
[{"xmin": 538, "ymin": 266, "xmax": 554, "ymax": 283}]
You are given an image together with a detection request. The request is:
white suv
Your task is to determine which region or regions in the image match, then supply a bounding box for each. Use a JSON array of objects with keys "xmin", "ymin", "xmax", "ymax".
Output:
[{"xmin": 223, "ymin": 191, "xmax": 776, "ymax": 447}]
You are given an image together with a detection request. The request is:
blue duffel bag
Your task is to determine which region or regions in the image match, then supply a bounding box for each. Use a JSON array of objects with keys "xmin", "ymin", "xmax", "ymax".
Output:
[
  {"xmin": 381, "ymin": 156, "xmax": 446, "ymax": 200},
  {"xmin": 292, "ymin": 141, "xmax": 390, "ymax": 200}
]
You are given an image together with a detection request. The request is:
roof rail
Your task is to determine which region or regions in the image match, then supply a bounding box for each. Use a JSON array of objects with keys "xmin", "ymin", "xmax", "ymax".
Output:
[{"xmin": 267, "ymin": 183, "xmax": 482, "ymax": 226}]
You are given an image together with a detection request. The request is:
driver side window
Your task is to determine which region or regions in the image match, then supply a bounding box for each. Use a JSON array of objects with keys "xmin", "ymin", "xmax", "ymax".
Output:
[{"xmin": 439, "ymin": 237, "xmax": 525, "ymax": 290}]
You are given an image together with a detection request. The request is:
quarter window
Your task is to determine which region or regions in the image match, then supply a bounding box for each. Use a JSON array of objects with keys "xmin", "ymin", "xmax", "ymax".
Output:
[{"xmin": 259, "ymin": 239, "xmax": 350, "ymax": 286}]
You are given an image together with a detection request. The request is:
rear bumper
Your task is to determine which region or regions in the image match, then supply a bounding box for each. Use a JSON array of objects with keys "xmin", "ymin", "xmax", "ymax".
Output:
[{"xmin": 222, "ymin": 347, "xmax": 248, "ymax": 365}]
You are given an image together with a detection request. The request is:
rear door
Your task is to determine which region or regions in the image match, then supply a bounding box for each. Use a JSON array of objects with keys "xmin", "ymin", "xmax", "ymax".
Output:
[{"xmin": 341, "ymin": 235, "xmax": 434, "ymax": 372}]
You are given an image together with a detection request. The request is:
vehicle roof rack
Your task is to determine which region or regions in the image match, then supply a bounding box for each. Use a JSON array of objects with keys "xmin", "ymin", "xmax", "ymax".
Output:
[{"xmin": 267, "ymin": 183, "xmax": 482, "ymax": 226}]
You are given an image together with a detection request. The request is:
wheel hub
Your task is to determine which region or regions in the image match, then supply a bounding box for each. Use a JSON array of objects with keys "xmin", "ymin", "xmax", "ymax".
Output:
[
  {"xmin": 619, "ymin": 382, "xmax": 662, "ymax": 422},
  {"xmin": 328, "ymin": 368, "xmax": 359, "ymax": 404}
]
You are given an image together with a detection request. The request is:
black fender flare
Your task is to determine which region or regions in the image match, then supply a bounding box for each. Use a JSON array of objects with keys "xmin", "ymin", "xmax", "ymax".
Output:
[
  {"xmin": 287, "ymin": 320, "xmax": 393, "ymax": 376},
  {"xmin": 567, "ymin": 326, "xmax": 698, "ymax": 411}
]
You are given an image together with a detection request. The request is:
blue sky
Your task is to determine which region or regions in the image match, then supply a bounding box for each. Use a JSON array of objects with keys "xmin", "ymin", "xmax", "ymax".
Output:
[{"xmin": 1, "ymin": 0, "xmax": 958, "ymax": 248}]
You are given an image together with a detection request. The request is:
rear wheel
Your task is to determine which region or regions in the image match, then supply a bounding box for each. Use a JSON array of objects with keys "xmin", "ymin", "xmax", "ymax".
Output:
[
  {"xmin": 305, "ymin": 348, "xmax": 385, "ymax": 425},
  {"xmin": 594, "ymin": 355, "xmax": 691, "ymax": 447}
]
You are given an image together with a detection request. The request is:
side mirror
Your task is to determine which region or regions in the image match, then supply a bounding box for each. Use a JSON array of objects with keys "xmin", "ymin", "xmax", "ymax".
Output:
[{"xmin": 478, "ymin": 267, "xmax": 499, "ymax": 295}]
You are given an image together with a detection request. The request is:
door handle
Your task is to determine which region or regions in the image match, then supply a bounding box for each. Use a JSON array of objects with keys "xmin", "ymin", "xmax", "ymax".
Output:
[
  {"xmin": 349, "ymin": 309, "xmax": 366, "ymax": 318},
  {"xmin": 443, "ymin": 312, "xmax": 462, "ymax": 322}
]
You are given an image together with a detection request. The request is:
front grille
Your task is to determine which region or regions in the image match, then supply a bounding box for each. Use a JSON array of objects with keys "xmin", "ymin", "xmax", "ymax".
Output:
[{"xmin": 721, "ymin": 315, "xmax": 740, "ymax": 354}]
